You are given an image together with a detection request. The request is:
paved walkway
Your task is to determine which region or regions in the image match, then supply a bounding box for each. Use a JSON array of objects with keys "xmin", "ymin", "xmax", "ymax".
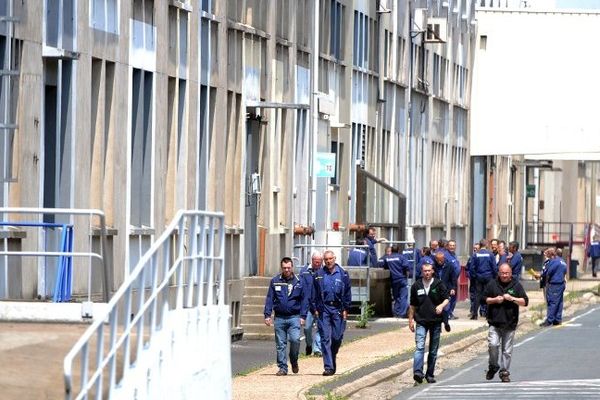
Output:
[
  {"xmin": 0, "ymin": 322, "xmax": 89, "ymax": 400},
  {"xmin": 233, "ymin": 276, "xmax": 600, "ymax": 400}
]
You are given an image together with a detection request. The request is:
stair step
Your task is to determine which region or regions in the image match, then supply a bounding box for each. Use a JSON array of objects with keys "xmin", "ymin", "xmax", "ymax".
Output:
[
  {"xmin": 242, "ymin": 304, "xmax": 265, "ymax": 314},
  {"xmin": 242, "ymin": 295, "xmax": 268, "ymax": 304},
  {"xmin": 241, "ymin": 323, "xmax": 276, "ymax": 337},
  {"xmin": 244, "ymin": 276, "xmax": 272, "ymax": 285},
  {"xmin": 241, "ymin": 314, "xmax": 267, "ymax": 325},
  {"xmin": 244, "ymin": 286, "xmax": 269, "ymax": 297}
]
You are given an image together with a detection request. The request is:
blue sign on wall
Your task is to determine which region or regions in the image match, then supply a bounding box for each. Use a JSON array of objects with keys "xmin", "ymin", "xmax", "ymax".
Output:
[{"xmin": 315, "ymin": 152, "xmax": 336, "ymax": 178}]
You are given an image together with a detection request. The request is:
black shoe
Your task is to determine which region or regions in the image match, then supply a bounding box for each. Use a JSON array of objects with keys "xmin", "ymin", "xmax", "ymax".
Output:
[
  {"xmin": 292, "ymin": 364, "xmax": 299, "ymax": 374},
  {"xmin": 305, "ymin": 345, "xmax": 312, "ymax": 356},
  {"xmin": 486, "ymin": 368, "xmax": 498, "ymax": 380},
  {"xmin": 499, "ymin": 370, "xmax": 510, "ymax": 383},
  {"xmin": 276, "ymin": 369, "xmax": 287, "ymax": 376},
  {"xmin": 322, "ymin": 369, "xmax": 335, "ymax": 376},
  {"xmin": 425, "ymin": 376, "xmax": 436, "ymax": 383},
  {"xmin": 539, "ymin": 321, "xmax": 552, "ymax": 327},
  {"xmin": 314, "ymin": 351, "xmax": 322, "ymax": 357},
  {"xmin": 470, "ymin": 315, "xmax": 478, "ymax": 320},
  {"xmin": 444, "ymin": 322, "xmax": 451, "ymax": 332},
  {"xmin": 593, "ymin": 273, "xmax": 597, "ymax": 277},
  {"xmin": 413, "ymin": 373, "xmax": 424, "ymax": 384},
  {"xmin": 552, "ymin": 321, "xmax": 562, "ymax": 326}
]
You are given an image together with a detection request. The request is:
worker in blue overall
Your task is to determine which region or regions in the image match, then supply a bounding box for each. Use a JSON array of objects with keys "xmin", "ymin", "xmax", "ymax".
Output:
[
  {"xmin": 311, "ymin": 250, "xmax": 352, "ymax": 376},
  {"xmin": 347, "ymin": 239, "xmax": 368, "ymax": 266},
  {"xmin": 264, "ymin": 257, "xmax": 308, "ymax": 376},
  {"xmin": 402, "ymin": 243, "xmax": 421, "ymax": 278},
  {"xmin": 587, "ymin": 240, "xmax": 600, "ymax": 277},
  {"xmin": 539, "ymin": 248, "xmax": 567, "ymax": 327},
  {"xmin": 381, "ymin": 244, "xmax": 410, "ymax": 318},
  {"xmin": 467, "ymin": 242, "xmax": 481, "ymax": 319},
  {"xmin": 365, "ymin": 227, "xmax": 381, "ymax": 268},
  {"xmin": 445, "ymin": 239, "xmax": 461, "ymax": 319},
  {"xmin": 472, "ymin": 239, "xmax": 498, "ymax": 319},
  {"xmin": 433, "ymin": 251, "xmax": 457, "ymax": 332},
  {"xmin": 507, "ymin": 241, "xmax": 523, "ymax": 281},
  {"xmin": 299, "ymin": 251, "xmax": 323, "ymax": 356}
]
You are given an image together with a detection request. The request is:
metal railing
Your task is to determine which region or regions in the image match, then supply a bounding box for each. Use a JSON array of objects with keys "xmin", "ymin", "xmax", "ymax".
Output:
[
  {"xmin": 293, "ymin": 243, "xmax": 372, "ymax": 305},
  {"xmin": 0, "ymin": 207, "xmax": 110, "ymax": 302},
  {"xmin": 63, "ymin": 210, "xmax": 229, "ymax": 400}
]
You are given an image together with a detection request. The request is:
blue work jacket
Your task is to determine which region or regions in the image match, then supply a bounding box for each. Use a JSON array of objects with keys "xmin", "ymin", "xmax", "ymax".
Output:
[
  {"xmin": 311, "ymin": 264, "xmax": 352, "ymax": 313},
  {"xmin": 264, "ymin": 273, "xmax": 308, "ymax": 319},
  {"xmin": 381, "ymin": 252, "xmax": 409, "ymax": 283},
  {"xmin": 366, "ymin": 236, "xmax": 379, "ymax": 267},
  {"xmin": 588, "ymin": 242, "xmax": 600, "ymax": 258},
  {"xmin": 347, "ymin": 248, "xmax": 368, "ymax": 266},
  {"xmin": 472, "ymin": 249, "xmax": 498, "ymax": 281},
  {"xmin": 543, "ymin": 257, "xmax": 567, "ymax": 285},
  {"xmin": 509, "ymin": 251, "xmax": 523, "ymax": 278},
  {"xmin": 299, "ymin": 264, "xmax": 321, "ymax": 301}
]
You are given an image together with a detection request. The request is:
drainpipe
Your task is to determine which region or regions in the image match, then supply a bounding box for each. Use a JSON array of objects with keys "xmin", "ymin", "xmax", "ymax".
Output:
[{"xmin": 309, "ymin": 0, "xmax": 320, "ymax": 237}]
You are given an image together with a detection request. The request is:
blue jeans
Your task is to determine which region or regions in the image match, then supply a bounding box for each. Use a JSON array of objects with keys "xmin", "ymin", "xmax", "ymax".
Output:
[
  {"xmin": 274, "ymin": 315, "xmax": 301, "ymax": 372},
  {"xmin": 413, "ymin": 323, "xmax": 442, "ymax": 378},
  {"xmin": 305, "ymin": 311, "xmax": 321, "ymax": 353}
]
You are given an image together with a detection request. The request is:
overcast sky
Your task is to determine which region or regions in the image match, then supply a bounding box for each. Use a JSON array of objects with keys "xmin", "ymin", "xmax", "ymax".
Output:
[{"xmin": 502, "ymin": 0, "xmax": 600, "ymax": 8}]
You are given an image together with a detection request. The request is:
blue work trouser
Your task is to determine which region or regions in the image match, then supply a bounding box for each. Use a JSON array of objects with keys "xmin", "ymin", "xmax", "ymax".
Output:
[
  {"xmin": 469, "ymin": 278, "xmax": 477, "ymax": 316},
  {"xmin": 304, "ymin": 311, "xmax": 321, "ymax": 353},
  {"xmin": 391, "ymin": 280, "xmax": 409, "ymax": 317},
  {"xmin": 317, "ymin": 306, "xmax": 347, "ymax": 372},
  {"xmin": 448, "ymin": 293, "xmax": 457, "ymax": 317},
  {"xmin": 545, "ymin": 282, "xmax": 565, "ymax": 324},
  {"xmin": 476, "ymin": 278, "xmax": 492, "ymax": 316},
  {"xmin": 592, "ymin": 257, "xmax": 600, "ymax": 274},
  {"xmin": 413, "ymin": 322, "xmax": 442, "ymax": 379},
  {"xmin": 274, "ymin": 315, "xmax": 301, "ymax": 372}
]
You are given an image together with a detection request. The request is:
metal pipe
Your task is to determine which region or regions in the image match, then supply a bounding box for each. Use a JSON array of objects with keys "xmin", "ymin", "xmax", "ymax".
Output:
[{"xmin": 309, "ymin": 0, "xmax": 320, "ymax": 237}]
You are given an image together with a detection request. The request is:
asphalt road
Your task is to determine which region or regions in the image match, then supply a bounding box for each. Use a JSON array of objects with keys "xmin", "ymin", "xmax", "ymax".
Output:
[{"xmin": 395, "ymin": 306, "xmax": 600, "ymax": 399}]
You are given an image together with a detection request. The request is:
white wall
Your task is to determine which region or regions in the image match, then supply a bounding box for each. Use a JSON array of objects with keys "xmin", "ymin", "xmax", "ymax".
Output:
[{"xmin": 471, "ymin": 9, "xmax": 600, "ymax": 157}]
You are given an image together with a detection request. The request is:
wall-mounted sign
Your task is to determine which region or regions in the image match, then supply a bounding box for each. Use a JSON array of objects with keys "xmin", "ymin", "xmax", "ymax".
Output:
[{"xmin": 315, "ymin": 152, "xmax": 336, "ymax": 178}]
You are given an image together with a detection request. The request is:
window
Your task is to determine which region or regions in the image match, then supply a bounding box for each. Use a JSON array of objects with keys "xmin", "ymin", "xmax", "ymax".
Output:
[
  {"xmin": 132, "ymin": 0, "xmax": 155, "ymax": 53},
  {"xmin": 43, "ymin": 59, "xmax": 74, "ymax": 219},
  {"xmin": 45, "ymin": 0, "xmax": 76, "ymax": 50},
  {"xmin": 90, "ymin": 0, "xmax": 119, "ymax": 34},
  {"xmin": 0, "ymin": 35, "xmax": 21, "ymax": 196},
  {"xmin": 130, "ymin": 68, "xmax": 153, "ymax": 228}
]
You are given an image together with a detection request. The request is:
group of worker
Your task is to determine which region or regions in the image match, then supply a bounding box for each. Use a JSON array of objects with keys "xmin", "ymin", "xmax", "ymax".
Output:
[
  {"xmin": 262, "ymin": 231, "xmax": 575, "ymax": 384},
  {"xmin": 263, "ymin": 250, "xmax": 351, "ymax": 377}
]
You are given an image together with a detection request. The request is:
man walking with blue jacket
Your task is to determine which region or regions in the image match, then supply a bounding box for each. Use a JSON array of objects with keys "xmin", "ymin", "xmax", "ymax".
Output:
[{"xmin": 264, "ymin": 257, "xmax": 308, "ymax": 376}]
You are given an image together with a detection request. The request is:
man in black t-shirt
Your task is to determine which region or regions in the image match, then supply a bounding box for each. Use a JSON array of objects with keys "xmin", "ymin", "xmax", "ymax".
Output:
[
  {"xmin": 484, "ymin": 263, "xmax": 529, "ymax": 383},
  {"xmin": 408, "ymin": 262, "xmax": 450, "ymax": 384}
]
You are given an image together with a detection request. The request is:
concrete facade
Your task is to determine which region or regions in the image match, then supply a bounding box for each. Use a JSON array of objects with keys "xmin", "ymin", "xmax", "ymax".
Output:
[{"xmin": 0, "ymin": 1, "xmax": 477, "ymax": 331}]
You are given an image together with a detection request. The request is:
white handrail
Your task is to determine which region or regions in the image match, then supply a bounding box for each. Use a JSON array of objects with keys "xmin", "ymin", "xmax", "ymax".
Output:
[{"xmin": 63, "ymin": 210, "xmax": 228, "ymax": 400}]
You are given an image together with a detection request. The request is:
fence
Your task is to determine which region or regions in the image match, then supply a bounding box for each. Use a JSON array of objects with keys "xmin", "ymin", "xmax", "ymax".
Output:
[
  {"xmin": 0, "ymin": 207, "xmax": 110, "ymax": 303},
  {"xmin": 63, "ymin": 210, "xmax": 230, "ymax": 400}
]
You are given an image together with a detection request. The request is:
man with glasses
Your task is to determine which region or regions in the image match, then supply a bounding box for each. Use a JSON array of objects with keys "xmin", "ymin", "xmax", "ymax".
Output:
[{"xmin": 484, "ymin": 263, "xmax": 529, "ymax": 383}]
